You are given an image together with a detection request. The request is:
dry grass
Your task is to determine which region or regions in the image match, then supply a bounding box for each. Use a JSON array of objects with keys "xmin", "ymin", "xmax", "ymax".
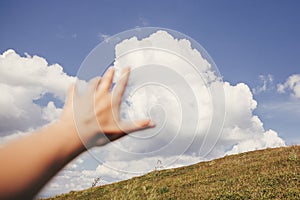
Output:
[{"xmin": 44, "ymin": 145, "xmax": 300, "ymax": 200}]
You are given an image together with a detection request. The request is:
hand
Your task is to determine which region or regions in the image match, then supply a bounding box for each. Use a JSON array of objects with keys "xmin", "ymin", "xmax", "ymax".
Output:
[
  {"xmin": 60, "ymin": 66, "xmax": 154, "ymax": 148},
  {"xmin": 0, "ymin": 66, "xmax": 155, "ymax": 199}
]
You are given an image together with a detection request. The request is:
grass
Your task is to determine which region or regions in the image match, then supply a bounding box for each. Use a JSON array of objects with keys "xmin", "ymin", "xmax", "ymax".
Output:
[{"xmin": 44, "ymin": 145, "xmax": 300, "ymax": 200}]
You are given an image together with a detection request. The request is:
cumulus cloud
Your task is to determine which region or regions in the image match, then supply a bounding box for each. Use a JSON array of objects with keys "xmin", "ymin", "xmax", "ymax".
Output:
[
  {"xmin": 111, "ymin": 31, "xmax": 285, "ymax": 160},
  {"xmin": 225, "ymin": 130, "xmax": 285, "ymax": 155},
  {"xmin": 0, "ymin": 31, "xmax": 286, "ymax": 197},
  {"xmin": 277, "ymin": 74, "xmax": 300, "ymax": 99},
  {"xmin": 42, "ymin": 31, "xmax": 283, "ymax": 197},
  {"xmin": 0, "ymin": 49, "xmax": 75, "ymax": 136},
  {"xmin": 41, "ymin": 31, "xmax": 285, "ymax": 197},
  {"xmin": 39, "ymin": 154, "xmax": 93, "ymax": 197}
]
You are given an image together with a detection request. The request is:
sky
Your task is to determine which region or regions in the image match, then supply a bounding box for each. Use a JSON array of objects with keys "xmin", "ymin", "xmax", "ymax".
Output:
[{"xmin": 0, "ymin": 0, "xmax": 299, "ymax": 197}]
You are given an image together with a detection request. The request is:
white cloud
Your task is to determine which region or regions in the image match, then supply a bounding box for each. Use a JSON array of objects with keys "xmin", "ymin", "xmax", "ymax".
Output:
[
  {"xmin": 0, "ymin": 31, "xmax": 287, "ymax": 197},
  {"xmin": 98, "ymin": 33, "xmax": 110, "ymax": 41},
  {"xmin": 0, "ymin": 49, "xmax": 75, "ymax": 136},
  {"xmin": 39, "ymin": 154, "xmax": 94, "ymax": 197},
  {"xmin": 0, "ymin": 130, "xmax": 30, "ymax": 147},
  {"xmin": 252, "ymin": 74, "xmax": 273, "ymax": 94},
  {"xmin": 42, "ymin": 101, "xmax": 63, "ymax": 122},
  {"xmin": 225, "ymin": 129, "xmax": 285, "ymax": 155},
  {"xmin": 42, "ymin": 31, "xmax": 285, "ymax": 197},
  {"xmin": 38, "ymin": 153, "xmax": 204, "ymax": 197},
  {"xmin": 277, "ymin": 74, "xmax": 300, "ymax": 99},
  {"xmin": 41, "ymin": 31, "xmax": 283, "ymax": 197},
  {"xmin": 111, "ymin": 30, "xmax": 285, "ymax": 160}
]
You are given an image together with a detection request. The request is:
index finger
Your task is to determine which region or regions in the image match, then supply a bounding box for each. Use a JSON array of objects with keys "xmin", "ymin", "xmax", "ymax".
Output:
[
  {"xmin": 98, "ymin": 67, "xmax": 114, "ymax": 92},
  {"xmin": 112, "ymin": 67, "xmax": 130, "ymax": 105}
]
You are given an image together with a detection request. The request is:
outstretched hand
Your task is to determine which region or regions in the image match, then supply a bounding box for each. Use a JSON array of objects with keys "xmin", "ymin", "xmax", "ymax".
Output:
[
  {"xmin": 60, "ymin": 66, "xmax": 154, "ymax": 148},
  {"xmin": 0, "ymin": 66, "xmax": 155, "ymax": 199}
]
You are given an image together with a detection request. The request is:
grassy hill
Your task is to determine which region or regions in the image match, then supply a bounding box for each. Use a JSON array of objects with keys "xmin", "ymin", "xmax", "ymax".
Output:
[{"xmin": 45, "ymin": 145, "xmax": 300, "ymax": 200}]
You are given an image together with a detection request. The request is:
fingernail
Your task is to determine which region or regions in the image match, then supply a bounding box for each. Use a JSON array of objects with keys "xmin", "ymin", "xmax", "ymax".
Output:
[{"xmin": 148, "ymin": 121, "xmax": 156, "ymax": 127}]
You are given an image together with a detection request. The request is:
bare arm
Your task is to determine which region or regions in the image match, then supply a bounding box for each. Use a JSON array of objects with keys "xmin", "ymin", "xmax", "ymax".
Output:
[{"xmin": 0, "ymin": 67, "xmax": 153, "ymax": 199}]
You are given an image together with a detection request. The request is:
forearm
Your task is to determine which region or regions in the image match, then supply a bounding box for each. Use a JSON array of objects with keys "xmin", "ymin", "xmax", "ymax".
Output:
[{"xmin": 0, "ymin": 120, "xmax": 85, "ymax": 199}]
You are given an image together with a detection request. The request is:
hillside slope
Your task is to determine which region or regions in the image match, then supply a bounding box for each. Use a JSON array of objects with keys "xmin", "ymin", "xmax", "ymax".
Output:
[{"xmin": 46, "ymin": 146, "xmax": 300, "ymax": 200}]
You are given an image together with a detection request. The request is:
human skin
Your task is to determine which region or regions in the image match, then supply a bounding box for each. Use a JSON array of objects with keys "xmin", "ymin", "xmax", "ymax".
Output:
[{"xmin": 0, "ymin": 67, "xmax": 154, "ymax": 200}]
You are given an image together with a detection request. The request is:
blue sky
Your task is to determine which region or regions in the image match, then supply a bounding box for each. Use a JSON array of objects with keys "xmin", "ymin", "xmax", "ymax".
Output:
[
  {"xmin": 1, "ymin": 0, "xmax": 299, "ymax": 144},
  {"xmin": 1, "ymin": 0, "xmax": 299, "ymax": 196},
  {"xmin": 1, "ymin": 1, "xmax": 299, "ymax": 80}
]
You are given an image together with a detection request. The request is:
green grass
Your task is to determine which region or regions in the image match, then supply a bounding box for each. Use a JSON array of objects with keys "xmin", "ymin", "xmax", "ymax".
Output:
[{"xmin": 44, "ymin": 145, "xmax": 300, "ymax": 200}]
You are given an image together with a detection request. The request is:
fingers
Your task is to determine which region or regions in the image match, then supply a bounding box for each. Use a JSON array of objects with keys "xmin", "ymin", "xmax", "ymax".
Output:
[
  {"xmin": 86, "ymin": 67, "xmax": 114, "ymax": 96},
  {"xmin": 98, "ymin": 67, "xmax": 115, "ymax": 92},
  {"xmin": 86, "ymin": 77, "xmax": 101, "ymax": 95},
  {"xmin": 120, "ymin": 119, "xmax": 155, "ymax": 133},
  {"xmin": 112, "ymin": 67, "xmax": 130, "ymax": 105}
]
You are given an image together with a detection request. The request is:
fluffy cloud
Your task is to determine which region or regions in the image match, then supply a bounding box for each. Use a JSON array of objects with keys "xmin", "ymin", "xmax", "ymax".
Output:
[
  {"xmin": 226, "ymin": 130, "xmax": 286, "ymax": 155},
  {"xmin": 110, "ymin": 31, "xmax": 285, "ymax": 160},
  {"xmin": 42, "ymin": 31, "xmax": 284, "ymax": 197},
  {"xmin": 48, "ymin": 31, "xmax": 284, "ymax": 197},
  {"xmin": 0, "ymin": 31, "xmax": 286, "ymax": 197},
  {"xmin": 277, "ymin": 74, "xmax": 300, "ymax": 99},
  {"xmin": 0, "ymin": 49, "xmax": 75, "ymax": 136}
]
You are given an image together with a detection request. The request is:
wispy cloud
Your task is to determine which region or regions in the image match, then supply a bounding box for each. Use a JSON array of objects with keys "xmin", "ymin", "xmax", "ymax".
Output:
[
  {"xmin": 71, "ymin": 33, "xmax": 78, "ymax": 39},
  {"xmin": 252, "ymin": 74, "xmax": 274, "ymax": 95},
  {"xmin": 98, "ymin": 33, "xmax": 110, "ymax": 41},
  {"xmin": 138, "ymin": 16, "xmax": 149, "ymax": 26}
]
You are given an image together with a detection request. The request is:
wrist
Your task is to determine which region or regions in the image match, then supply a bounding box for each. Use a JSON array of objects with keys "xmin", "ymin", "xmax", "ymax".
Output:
[{"xmin": 52, "ymin": 119, "xmax": 86, "ymax": 157}]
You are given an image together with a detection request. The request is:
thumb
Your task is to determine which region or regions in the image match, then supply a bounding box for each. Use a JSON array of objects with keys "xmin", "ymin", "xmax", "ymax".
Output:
[{"xmin": 120, "ymin": 119, "xmax": 155, "ymax": 133}]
